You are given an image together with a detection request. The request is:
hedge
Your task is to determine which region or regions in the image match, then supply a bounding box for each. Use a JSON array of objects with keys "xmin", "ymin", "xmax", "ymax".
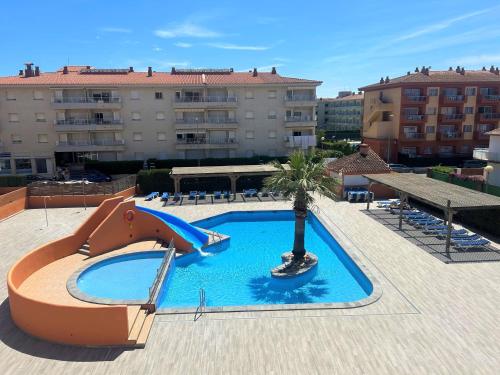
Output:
[
  {"xmin": 0, "ymin": 175, "xmax": 27, "ymax": 187},
  {"xmin": 136, "ymin": 169, "xmax": 173, "ymax": 194},
  {"xmin": 85, "ymin": 160, "xmax": 144, "ymax": 175}
]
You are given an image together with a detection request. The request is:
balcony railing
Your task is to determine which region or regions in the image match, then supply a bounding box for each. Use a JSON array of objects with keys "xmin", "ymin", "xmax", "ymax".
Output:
[
  {"xmin": 482, "ymin": 94, "xmax": 500, "ymax": 101},
  {"xmin": 175, "ymin": 118, "xmax": 238, "ymax": 124},
  {"xmin": 401, "ymin": 132, "xmax": 425, "ymax": 140},
  {"xmin": 473, "ymin": 148, "xmax": 500, "ymax": 162},
  {"xmin": 174, "ymin": 96, "xmax": 237, "ymax": 103},
  {"xmin": 440, "ymin": 113, "xmax": 464, "ymax": 120},
  {"xmin": 56, "ymin": 139, "xmax": 125, "ymax": 146},
  {"xmin": 405, "ymin": 95, "xmax": 426, "ymax": 102},
  {"xmin": 285, "ymin": 115, "xmax": 314, "ymax": 122},
  {"xmin": 474, "ymin": 130, "xmax": 494, "ymax": 139},
  {"xmin": 176, "ymin": 137, "xmax": 237, "ymax": 145},
  {"xmin": 405, "ymin": 114, "xmax": 425, "ymax": 121},
  {"xmin": 443, "ymin": 95, "xmax": 464, "ymax": 102},
  {"xmin": 285, "ymin": 95, "xmax": 316, "ymax": 101},
  {"xmin": 480, "ymin": 113, "xmax": 500, "ymax": 120},
  {"xmin": 52, "ymin": 96, "xmax": 121, "ymax": 104},
  {"xmin": 285, "ymin": 135, "xmax": 316, "ymax": 148},
  {"xmin": 55, "ymin": 119, "xmax": 123, "ymax": 125},
  {"xmin": 438, "ymin": 132, "xmax": 462, "ymax": 140}
]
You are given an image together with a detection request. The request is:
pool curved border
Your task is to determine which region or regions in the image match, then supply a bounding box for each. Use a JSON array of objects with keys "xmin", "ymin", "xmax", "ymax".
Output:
[
  {"xmin": 67, "ymin": 250, "xmax": 166, "ymax": 306},
  {"xmin": 157, "ymin": 209, "xmax": 383, "ymax": 314}
]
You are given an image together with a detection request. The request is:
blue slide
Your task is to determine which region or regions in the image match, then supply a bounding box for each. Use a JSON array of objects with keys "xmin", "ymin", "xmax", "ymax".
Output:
[{"xmin": 136, "ymin": 206, "xmax": 209, "ymax": 250}]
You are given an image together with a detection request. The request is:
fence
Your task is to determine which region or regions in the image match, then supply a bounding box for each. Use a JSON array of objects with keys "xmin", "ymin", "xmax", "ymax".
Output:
[
  {"xmin": 27, "ymin": 175, "xmax": 136, "ymax": 196},
  {"xmin": 430, "ymin": 170, "xmax": 500, "ymax": 198}
]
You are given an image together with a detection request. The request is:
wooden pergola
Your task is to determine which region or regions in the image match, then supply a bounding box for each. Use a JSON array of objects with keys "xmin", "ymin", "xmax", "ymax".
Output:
[
  {"xmin": 170, "ymin": 164, "xmax": 289, "ymax": 194},
  {"xmin": 363, "ymin": 173, "xmax": 500, "ymax": 255}
]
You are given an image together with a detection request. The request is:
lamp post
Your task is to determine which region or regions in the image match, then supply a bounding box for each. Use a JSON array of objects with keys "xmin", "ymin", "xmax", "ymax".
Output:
[
  {"xmin": 484, "ymin": 165, "xmax": 494, "ymax": 194},
  {"xmin": 82, "ymin": 178, "xmax": 87, "ymax": 210},
  {"xmin": 321, "ymin": 136, "xmax": 325, "ymax": 150},
  {"xmin": 43, "ymin": 196, "xmax": 51, "ymax": 227}
]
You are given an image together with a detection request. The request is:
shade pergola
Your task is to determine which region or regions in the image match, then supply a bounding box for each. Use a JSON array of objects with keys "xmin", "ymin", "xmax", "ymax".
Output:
[
  {"xmin": 170, "ymin": 164, "xmax": 289, "ymax": 194},
  {"xmin": 363, "ymin": 173, "xmax": 500, "ymax": 255}
]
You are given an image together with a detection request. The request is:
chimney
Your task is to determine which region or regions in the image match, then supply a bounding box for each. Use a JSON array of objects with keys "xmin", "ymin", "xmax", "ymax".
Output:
[
  {"xmin": 448, "ymin": 67, "xmax": 453, "ymax": 71},
  {"xmin": 252, "ymin": 68, "xmax": 258, "ymax": 77},
  {"xmin": 229, "ymin": 68, "xmax": 234, "ymax": 72},
  {"xmin": 129, "ymin": 66, "xmax": 134, "ymax": 72},
  {"xmin": 482, "ymin": 66, "xmax": 487, "ymax": 71},
  {"xmin": 18, "ymin": 69, "xmax": 23, "ymax": 76},
  {"xmin": 379, "ymin": 77, "xmax": 384, "ymax": 84},
  {"xmin": 455, "ymin": 66, "xmax": 461, "ymax": 73},
  {"xmin": 62, "ymin": 66, "xmax": 68, "ymax": 74},
  {"xmin": 415, "ymin": 67, "xmax": 419, "ymax": 73},
  {"xmin": 407, "ymin": 71, "xmax": 411, "ymax": 75},
  {"xmin": 495, "ymin": 68, "xmax": 500, "ymax": 75},
  {"xmin": 421, "ymin": 65, "xmax": 425, "ymax": 73},
  {"xmin": 385, "ymin": 76, "xmax": 390, "ymax": 84},
  {"xmin": 359, "ymin": 143, "xmax": 369, "ymax": 157},
  {"xmin": 34, "ymin": 66, "xmax": 40, "ymax": 76},
  {"xmin": 171, "ymin": 67, "xmax": 176, "ymax": 74},
  {"xmin": 147, "ymin": 66, "xmax": 152, "ymax": 77},
  {"xmin": 24, "ymin": 62, "xmax": 34, "ymax": 77},
  {"xmin": 490, "ymin": 65, "xmax": 495, "ymax": 73},
  {"xmin": 86, "ymin": 65, "xmax": 91, "ymax": 70},
  {"xmin": 271, "ymin": 66, "xmax": 277, "ymax": 74},
  {"xmin": 460, "ymin": 67, "xmax": 465, "ymax": 75}
]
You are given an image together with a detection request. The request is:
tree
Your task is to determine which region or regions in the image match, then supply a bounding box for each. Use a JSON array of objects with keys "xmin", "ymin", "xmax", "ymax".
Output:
[{"xmin": 264, "ymin": 150, "xmax": 337, "ymax": 263}]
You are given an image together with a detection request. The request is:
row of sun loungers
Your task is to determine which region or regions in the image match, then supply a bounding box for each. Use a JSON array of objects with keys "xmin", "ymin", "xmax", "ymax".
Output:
[
  {"xmin": 145, "ymin": 189, "xmax": 280, "ymax": 202},
  {"xmin": 383, "ymin": 204, "xmax": 491, "ymax": 250}
]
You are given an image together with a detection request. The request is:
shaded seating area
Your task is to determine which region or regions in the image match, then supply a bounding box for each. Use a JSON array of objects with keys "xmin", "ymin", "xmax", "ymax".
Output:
[{"xmin": 364, "ymin": 173, "xmax": 500, "ymax": 263}]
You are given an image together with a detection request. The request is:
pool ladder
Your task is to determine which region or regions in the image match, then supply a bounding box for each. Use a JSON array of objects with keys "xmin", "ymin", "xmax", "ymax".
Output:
[{"xmin": 194, "ymin": 288, "xmax": 206, "ymax": 321}]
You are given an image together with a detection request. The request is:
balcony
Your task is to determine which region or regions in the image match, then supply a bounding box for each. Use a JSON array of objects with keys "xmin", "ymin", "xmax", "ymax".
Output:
[
  {"xmin": 403, "ymin": 95, "xmax": 427, "ymax": 103},
  {"xmin": 480, "ymin": 94, "xmax": 500, "ymax": 103},
  {"xmin": 284, "ymin": 115, "xmax": 316, "ymax": 128},
  {"xmin": 55, "ymin": 139, "xmax": 126, "ymax": 152},
  {"xmin": 474, "ymin": 130, "xmax": 495, "ymax": 140},
  {"xmin": 479, "ymin": 113, "xmax": 500, "ymax": 121},
  {"xmin": 284, "ymin": 95, "xmax": 317, "ymax": 106},
  {"xmin": 175, "ymin": 118, "xmax": 238, "ymax": 130},
  {"xmin": 54, "ymin": 119, "xmax": 124, "ymax": 131},
  {"xmin": 400, "ymin": 132, "xmax": 425, "ymax": 141},
  {"xmin": 175, "ymin": 137, "xmax": 238, "ymax": 150},
  {"xmin": 284, "ymin": 135, "xmax": 316, "ymax": 148},
  {"xmin": 404, "ymin": 114, "xmax": 426, "ymax": 122},
  {"xmin": 439, "ymin": 113, "xmax": 464, "ymax": 122},
  {"xmin": 473, "ymin": 148, "xmax": 500, "ymax": 162},
  {"xmin": 51, "ymin": 96, "xmax": 122, "ymax": 109},
  {"xmin": 173, "ymin": 96, "xmax": 238, "ymax": 108},
  {"xmin": 442, "ymin": 95, "xmax": 465, "ymax": 103},
  {"xmin": 437, "ymin": 132, "xmax": 462, "ymax": 140}
]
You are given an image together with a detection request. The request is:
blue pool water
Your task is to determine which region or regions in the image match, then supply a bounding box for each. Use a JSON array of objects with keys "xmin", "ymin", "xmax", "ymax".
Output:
[
  {"xmin": 77, "ymin": 251, "xmax": 164, "ymax": 301},
  {"xmin": 76, "ymin": 211, "xmax": 373, "ymax": 308},
  {"xmin": 157, "ymin": 211, "xmax": 372, "ymax": 308}
]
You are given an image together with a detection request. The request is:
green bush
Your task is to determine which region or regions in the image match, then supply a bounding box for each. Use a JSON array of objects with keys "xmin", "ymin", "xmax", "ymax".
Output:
[
  {"xmin": 136, "ymin": 169, "xmax": 173, "ymax": 194},
  {"xmin": 432, "ymin": 165, "xmax": 455, "ymax": 174},
  {"xmin": 0, "ymin": 175, "xmax": 27, "ymax": 187},
  {"xmin": 321, "ymin": 140, "xmax": 355, "ymax": 156}
]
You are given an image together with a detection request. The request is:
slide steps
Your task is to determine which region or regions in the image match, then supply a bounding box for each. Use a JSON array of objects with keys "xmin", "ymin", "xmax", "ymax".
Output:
[{"xmin": 77, "ymin": 242, "xmax": 90, "ymax": 256}]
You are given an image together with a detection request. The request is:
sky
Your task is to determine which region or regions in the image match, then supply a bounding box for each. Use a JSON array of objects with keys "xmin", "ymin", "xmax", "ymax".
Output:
[{"xmin": 1, "ymin": 0, "xmax": 500, "ymax": 97}]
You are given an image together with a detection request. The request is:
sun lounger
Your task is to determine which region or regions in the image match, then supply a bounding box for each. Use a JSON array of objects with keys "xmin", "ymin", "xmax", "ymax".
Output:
[
  {"xmin": 161, "ymin": 192, "xmax": 169, "ymax": 201},
  {"xmin": 424, "ymin": 227, "xmax": 465, "ymax": 235},
  {"xmin": 188, "ymin": 191, "xmax": 197, "ymax": 200},
  {"xmin": 198, "ymin": 191, "xmax": 206, "ymax": 200},
  {"xmin": 145, "ymin": 192, "xmax": 159, "ymax": 201},
  {"xmin": 214, "ymin": 191, "xmax": 222, "ymax": 200},
  {"xmin": 244, "ymin": 189, "xmax": 257, "ymax": 198},
  {"xmin": 223, "ymin": 191, "xmax": 231, "ymax": 199},
  {"xmin": 413, "ymin": 219, "xmax": 443, "ymax": 228},
  {"xmin": 453, "ymin": 238, "xmax": 490, "ymax": 249},
  {"xmin": 260, "ymin": 190, "xmax": 270, "ymax": 197},
  {"xmin": 173, "ymin": 192, "xmax": 182, "ymax": 201}
]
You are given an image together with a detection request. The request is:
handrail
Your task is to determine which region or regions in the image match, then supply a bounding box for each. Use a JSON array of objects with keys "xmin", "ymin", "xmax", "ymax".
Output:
[
  {"xmin": 194, "ymin": 288, "xmax": 206, "ymax": 321},
  {"xmin": 147, "ymin": 239, "xmax": 174, "ymax": 305}
]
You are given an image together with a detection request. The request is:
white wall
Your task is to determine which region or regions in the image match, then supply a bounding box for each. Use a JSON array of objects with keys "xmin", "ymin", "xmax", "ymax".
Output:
[{"xmin": 343, "ymin": 174, "xmax": 369, "ymax": 186}]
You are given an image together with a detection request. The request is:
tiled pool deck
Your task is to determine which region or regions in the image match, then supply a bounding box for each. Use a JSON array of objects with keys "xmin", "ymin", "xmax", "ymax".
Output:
[{"xmin": 1, "ymin": 198, "xmax": 499, "ymax": 374}]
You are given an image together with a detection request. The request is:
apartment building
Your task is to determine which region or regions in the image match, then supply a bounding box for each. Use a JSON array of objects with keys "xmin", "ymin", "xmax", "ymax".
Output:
[
  {"xmin": 0, "ymin": 63, "xmax": 320, "ymax": 175},
  {"xmin": 317, "ymin": 91, "xmax": 364, "ymax": 132},
  {"xmin": 360, "ymin": 66, "xmax": 500, "ymax": 162}
]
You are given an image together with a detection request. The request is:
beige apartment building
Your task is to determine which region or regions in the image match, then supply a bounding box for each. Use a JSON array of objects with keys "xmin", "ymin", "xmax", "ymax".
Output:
[{"xmin": 0, "ymin": 63, "xmax": 320, "ymax": 175}]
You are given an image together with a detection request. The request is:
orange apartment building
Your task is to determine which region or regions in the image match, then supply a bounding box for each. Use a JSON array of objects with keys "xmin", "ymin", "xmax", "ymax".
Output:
[{"xmin": 359, "ymin": 66, "xmax": 500, "ymax": 163}]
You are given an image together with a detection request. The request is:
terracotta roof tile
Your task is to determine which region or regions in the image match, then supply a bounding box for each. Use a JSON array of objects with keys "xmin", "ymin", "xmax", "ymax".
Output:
[
  {"xmin": 0, "ymin": 67, "xmax": 321, "ymax": 87},
  {"xmin": 327, "ymin": 148, "xmax": 391, "ymax": 175}
]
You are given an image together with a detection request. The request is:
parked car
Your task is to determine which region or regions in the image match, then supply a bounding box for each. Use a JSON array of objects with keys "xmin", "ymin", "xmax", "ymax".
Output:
[
  {"xmin": 387, "ymin": 163, "xmax": 412, "ymax": 173},
  {"xmin": 462, "ymin": 160, "xmax": 486, "ymax": 168}
]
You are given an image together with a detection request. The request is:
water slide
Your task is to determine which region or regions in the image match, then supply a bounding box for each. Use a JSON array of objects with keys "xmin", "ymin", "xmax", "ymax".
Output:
[{"xmin": 136, "ymin": 206, "xmax": 209, "ymax": 250}]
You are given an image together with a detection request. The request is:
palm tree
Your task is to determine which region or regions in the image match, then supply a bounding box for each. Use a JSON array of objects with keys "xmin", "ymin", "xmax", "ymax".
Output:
[{"xmin": 264, "ymin": 150, "xmax": 337, "ymax": 263}]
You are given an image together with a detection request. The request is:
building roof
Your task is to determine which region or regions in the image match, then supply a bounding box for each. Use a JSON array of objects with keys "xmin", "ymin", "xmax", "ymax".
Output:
[
  {"xmin": 170, "ymin": 164, "xmax": 290, "ymax": 177},
  {"xmin": 327, "ymin": 147, "xmax": 391, "ymax": 175},
  {"xmin": 364, "ymin": 173, "xmax": 500, "ymax": 210},
  {"xmin": 360, "ymin": 68, "xmax": 500, "ymax": 91},
  {"xmin": 0, "ymin": 66, "xmax": 321, "ymax": 87},
  {"xmin": 485, "ymin": 128, "xmax": 500, "ymax": 136},
  {"xmin": 319, "ymin": 93, "xmax": 364, "ymax": 102}
]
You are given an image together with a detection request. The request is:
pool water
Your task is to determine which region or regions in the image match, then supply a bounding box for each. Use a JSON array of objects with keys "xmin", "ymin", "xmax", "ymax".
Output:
[
  {"xmin": 157, "ymin": 211, "xmax": 372, "ymax": 308},
  {"xmin": 77, "ymin": 251, "xmax": 164, "ymax": 301}
]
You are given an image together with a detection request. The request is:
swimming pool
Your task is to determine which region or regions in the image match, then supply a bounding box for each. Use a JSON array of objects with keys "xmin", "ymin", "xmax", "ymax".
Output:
[
  {"xmin": 73, "ymin": 210, "xmax": 375, "ymax": 309},
  {"xmin": 157, "ymin": 210, "xmax": 373, "ymax": 309}
]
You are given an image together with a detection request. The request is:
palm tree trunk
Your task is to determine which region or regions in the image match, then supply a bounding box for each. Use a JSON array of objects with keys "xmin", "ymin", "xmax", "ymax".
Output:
[{"xmin": 292, "ymin": 191, "xmax": 307, "ymax": 261}]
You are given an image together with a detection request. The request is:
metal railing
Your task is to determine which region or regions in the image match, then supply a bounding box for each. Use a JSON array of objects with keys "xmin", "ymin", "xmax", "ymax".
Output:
[
  {"xmin": 56, "ymin": 139, "xmax": 125, "ymax": 146},
  {"xmin": 174, "ymin": 96, "xmax": 237, "ymax": 103},
  {"xmin": 404, "ymin": 95, "xmax": 426, "ymax": 101},
  {"xmin": 176, "ymin": 137, "xmax": 237, "ymax": 145},
  {"xmin": 194, "ymin": 288, "xmax": 206, "ymax": 321},
  {"xmin": 482, "ymin": 94, "xmax": 500, "ymax": 101},
  {"xmin": 405, "ymin": 114, "xmax": 425, "ymax": 121},
  {"xmin": 175, "ymin": 118, "xmax": 238, "ymax": 124},
  {"xmin": 443, "ymin": 95, "xmax": 464, "ymax": 101},
  {"xmin": 147, "ymin": 239, "xmax": 175, "ymax": 305},
  {"xmin": 285, "ymin": 95, "xmax": 316, "ymax": 101},
  {"xmin": 480, "ymin": 113, "xmax": 500, "ymax": 119},
  {"xmin": 401, "ymin": 132, "xmax": 425, "ymax": 140},
  {"xmin": 285, "ymin": 115, "xmax": 314, "ymax": 122},
  {"xmin": 55, "ymin": 119, "xmax": 123, "ymax": 125},
  {"xmin": 52, "ymin": 96, "xmax": 121, "ymax": 103}
]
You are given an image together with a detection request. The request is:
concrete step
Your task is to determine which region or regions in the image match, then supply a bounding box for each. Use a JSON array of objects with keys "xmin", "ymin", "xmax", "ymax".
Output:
[
  {"xmin": 127, "ymin": 309, "xmax": 147, "ymax": 344},
  {"xmin": 135, "ymin": 313, "xmax": 155, "ymax": 348},
  {"xmin": 77, "ymin": 248, "xmax": 90, "ymax": 255},
  {"xmin": 82, "ymin": 243, "xmax": 90, "ymax": 250}
]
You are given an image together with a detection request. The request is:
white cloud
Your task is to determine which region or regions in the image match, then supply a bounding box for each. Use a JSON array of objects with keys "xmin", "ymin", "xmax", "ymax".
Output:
[
  {"xmin": 154, "ymin": 22, "xmax": 221, "ymax": 38},
  {"xmin": 453, "ymin": 54, "xmax": 500, "ymax": 65},
  {"xmin": 152, "ymin": 47, "xmax": 162, "ymax": 52},
  {"xmin": 100, "ymin": 27, "xmax": 132, "ymax": 33},
  {"xmin": 174, "ymin": 42, "xmax": 192, "ymax": 48},
  {"xmin": 207, "ymin": 43, "xmax": 270, "ymax": 51}
]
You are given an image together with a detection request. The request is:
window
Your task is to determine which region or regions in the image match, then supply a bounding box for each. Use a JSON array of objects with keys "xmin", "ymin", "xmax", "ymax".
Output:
[
  {"xmin": 268, "ymin": 110, "xmax": 277, "ymax": 119},
  {"xmin": 35, "ymin": 113, "xmax": 46, "ymax": 122},
  {"xmin": 131, "ymin": 112, "xmax": 141, "ymax": 120},
  {"xmin": 15, "ymin": 159, "xmax": 32, "ymax": 173},
  {"xmin": 11, "ymin": 134, "xmax": 22, "ymax": 144},
  {"xmin": 422, "ymin": 146, "xmax": 433, "ymax": 155},
  {"xmin": 35, "ymin": 159, "xmax": 48, "ymax": 174},
  {"xmin": 0, "ymin": 159, "xmax": 12, "ymax": 174},
  {"xmin": 130, "ymin": 90, "xmax": 140, "ymax": 100},
  {"xmin": 8, "ymin": 113, "xmax": 19, "ymax": 122},
  {"xmin": 133, "ymin": 132, "xmax": 143, "ymax": 141},
  {"xmin": 268, "ymin": 90, "xmax": 277, "ymax": 99},
  {"xmin": 463, "ymin": 125, "xmax": 473, "ymax": 132},
  {"xmin": 425, "ymin": 126, "xmax": 435, "ymax": 134},
  {"xmin": 156, "ymin": 111, "xmax": 165, "ymax": 120},
  {"xmin": 464, "ymin": 107, "xmax": 474, "ymax": 114},
  {"xmin": 465, "ymin": 87, "xmax": 476, "ymax": 96},
  {"xmin": 245, "ymin": 130, "xmax": 255, "ymax": 139},
  {"xmin": 33, "ymin": 90, "xmax": 43, "ymax": 100},
  {"xmin": 157, "ymin": 132, "xmax": 167, "ymax": 141},
  {"xmin": 268, "ymin": 130, "xmax": 276, "ymax": 138},
  {"xmin": 401, "ymin": 147, "xmax": 416, "ymax": 155},
  {"xmin": 6, "ymin": 91, "xmax": 15, "ymax": 100},
  {"xmin": 245, "ymin": 111, "xmax": 254, "ymax": 119},
  {"xmin": 37, "ymin": 134, "xmax": 48, "ymax": 143},
  {"xmin": 245, "ymin": 91, "xmax": 254, "ymax": 99},
  {"xmin": 427, "ymin": 88, "xmax": 438, "ymax": 96},
  {"xmin": 155, "ymin": 92, "xmax": 163, "ymax": 100},
  {"xmin": 404, "ymin": 88, "xmax": 420, "ymax": 96}
]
